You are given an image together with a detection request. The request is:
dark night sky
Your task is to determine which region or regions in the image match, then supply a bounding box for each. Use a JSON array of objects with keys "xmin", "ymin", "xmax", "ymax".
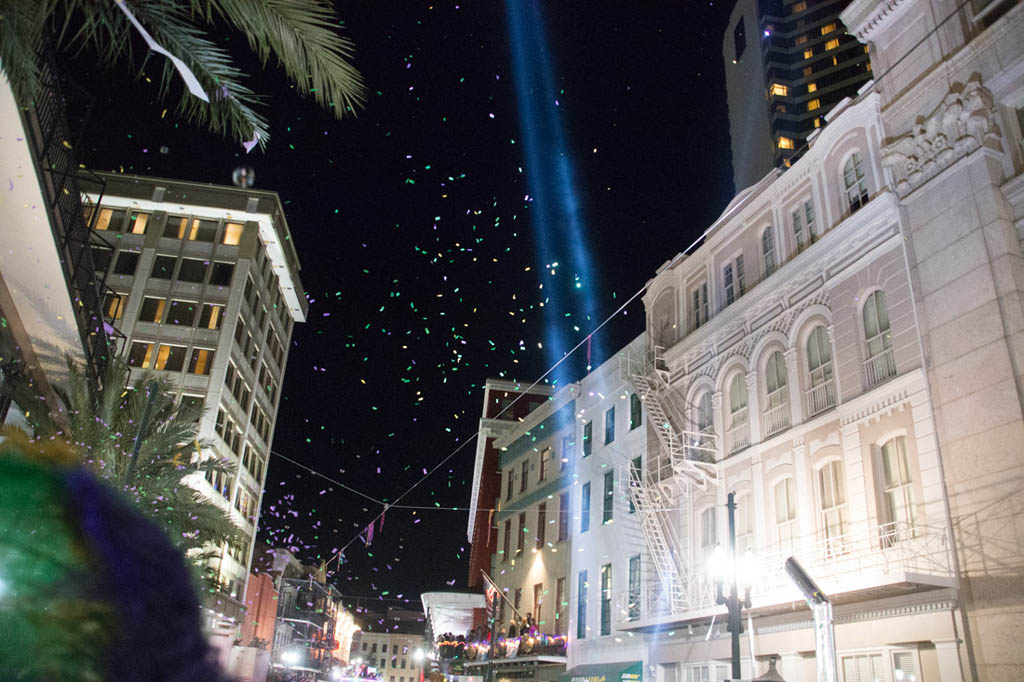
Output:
[{"xmin": 64, "ymin": 1, "xmax": 736, "ymax": 610}]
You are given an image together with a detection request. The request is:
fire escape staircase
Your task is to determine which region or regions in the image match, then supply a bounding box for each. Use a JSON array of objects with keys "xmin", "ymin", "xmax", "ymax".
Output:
[{"xmin": 620, "ymin": 345, "xmax": 721, "ymax": 615}]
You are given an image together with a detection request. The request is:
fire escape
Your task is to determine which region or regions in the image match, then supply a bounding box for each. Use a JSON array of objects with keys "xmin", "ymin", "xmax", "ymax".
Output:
[
  {"xmin": 620, "ymin": 345, "xmax": 720, "ymax": 615},
  {"xmin": 18, "ymin": 33, "xmax": 125, "ymax": 388}
]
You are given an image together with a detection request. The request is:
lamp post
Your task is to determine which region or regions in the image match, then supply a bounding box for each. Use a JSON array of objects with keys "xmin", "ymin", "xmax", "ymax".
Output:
[{"xmin": 707, "ymin": 492, "xmax": 753, "ymax": 680}]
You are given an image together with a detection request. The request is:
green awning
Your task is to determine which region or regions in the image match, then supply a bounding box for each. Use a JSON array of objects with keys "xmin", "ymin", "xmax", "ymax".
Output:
[{"xmin": 559, "ymin": 661, "xmax": 642, "ymax": 682}]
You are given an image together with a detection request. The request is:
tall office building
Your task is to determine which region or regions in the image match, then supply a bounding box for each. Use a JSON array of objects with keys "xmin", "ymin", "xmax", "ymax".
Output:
[
  {"xmin": 724, "ymin": 0, "xmax": 872, "ymax": 190},
  {"xmin": 80, "ymin": 171, "xmax": 307, "ymax": 635}
]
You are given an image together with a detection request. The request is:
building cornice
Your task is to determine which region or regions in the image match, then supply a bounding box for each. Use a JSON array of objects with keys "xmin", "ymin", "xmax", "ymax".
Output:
[{"xmin": 841, "ymin": 0, "xmax": 914, "ymax": 43}]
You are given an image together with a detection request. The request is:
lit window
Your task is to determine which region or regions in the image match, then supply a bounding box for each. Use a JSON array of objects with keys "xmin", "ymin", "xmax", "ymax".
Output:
[
  {"xmin": 778, "ymin": 136, "xmax": 795, "ymax": 150},
  {"xmin": 188, "ymin": 348, "xmax": 216, "ymax": 375},
  {"xmin": 866, "ymin": 61, "xmax": 872, "ymax": 72},
  {"xmin": 770, "ymin": 83, "xmax": 788, "ymax": 97},
  {"xmin": 825, "ymin": 38, "xmax": 840, "ymax": 50},
  {"xmin": 138, "ymin": 297, "xmax": 166, "ymax": 323},
  {"xmin": 803, "ymin": 48, "xmax": 813, "ymax": 59},
  {"xmin": 164, "ymin": 216, "xmax": 188, "ymax": 239},
  {"xmin": 820, "ymin": 22, "xmax": 836, "ymax": 35},
  {"xmin": 127, "ymin": 341, "xmax": 154, "ymax": 368},
  {"xmin": 199, "ymin": 303, "xmax": 225, "ymax": 330},
  {"xmin": 791, "ymin": 1, "xmax": 806, "ymax": 12},
  {"xmin": 222, "ymin": 222, "xmax": 244, "ymax": 245},
  {"xmin": 807, "ymin": 82, "xmax": 817, "ymax": 93},
  {"xmin": 187, "ymin": 219, "xmax": 218, "ymax": 242},
  {"xmin": 128, "ymin": 212, "xmax": 149, "ymax": 234},
  {"xmin": 813, "ymin": 117, "xmax": 821, "ymax": 128},
  {"xmin": 154, "ymin": 344, "xmax": 187, "ymax": 372},
  {"xmin": 808, "ymin": 98, "xmax": 821, "ymax": 111},
  {"xmin": 795, "ymin": 34, "xmax": 808, "ymax": 45},
  {"xmin": 832, "ymin": 55, "xmax": 839, "ymax": 66},
  {"xmin": 94, "ymin": 208, "xmax": 126, "ymax": 231},
  {"xmin": 104, "ymin": 292, "xmax": 127, "ymax": 320}
]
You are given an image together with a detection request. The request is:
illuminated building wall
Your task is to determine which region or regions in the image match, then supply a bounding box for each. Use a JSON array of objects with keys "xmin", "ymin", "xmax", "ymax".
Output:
[{"xmin": 80, "ymin": 172, "xmax": 308, "ymax": 636}]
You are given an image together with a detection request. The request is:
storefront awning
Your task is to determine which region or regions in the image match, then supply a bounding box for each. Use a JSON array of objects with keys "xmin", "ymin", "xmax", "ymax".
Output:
[{"xmin": 559, "ymin": 660, "xmax": 642, "ymax": 682}]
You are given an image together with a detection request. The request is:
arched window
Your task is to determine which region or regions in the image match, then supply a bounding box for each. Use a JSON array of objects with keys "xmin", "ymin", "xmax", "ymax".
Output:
[
  {"xmin": 696, "ymin": 392, "xmax": 714, "ymax": 433},
  {"xmin": 762, "ymin": 227, "xmax": 777, "ymax": 277},
  {"xmin": 818, "ymin": 460, "xmax": 847, "ymax": 555},
  {"xmin": 879, "ymin": 436, "xmax": 915, "ymax": 544},
  {"xmin": 843, "ymin": 152, "xmax": 869, "ymax": 213},
  {"xmin": 774, "ymin": 478, "xmax": 797, "ymax": 552},
  {"xmin": 806, "ymin": 326, "xmax": 835, "ymax": 415},
  {"xmin": 763, "ymin": 351, "xmax": 790, "ymax": 435},
  {"xmin": 863, "ymin": 290, "xmax": 896, "ymax": 386},
  {"xmin": 727, "ymin": 373, "xmax": 749, "ymax": 453}
]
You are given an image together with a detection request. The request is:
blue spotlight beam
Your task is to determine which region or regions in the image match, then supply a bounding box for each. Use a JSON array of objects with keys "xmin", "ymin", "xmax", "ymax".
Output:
[{"xmin": 506, "ymin": 0, "xmax": 603, "ymax": 384}]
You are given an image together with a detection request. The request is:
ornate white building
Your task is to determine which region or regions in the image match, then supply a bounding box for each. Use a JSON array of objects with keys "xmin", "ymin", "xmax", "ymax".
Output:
[{"xmin": 567, "ymin": 2, "xmax": 1024, "ymax": 680}]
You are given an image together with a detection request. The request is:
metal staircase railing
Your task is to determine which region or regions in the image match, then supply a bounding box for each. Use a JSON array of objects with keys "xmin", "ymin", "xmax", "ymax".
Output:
[
  {"xmin": 624, "ymin": 465, "xmax": 688, "ymax": 614},
  {"xmin": 618, "ymin": 345, "xmax": 723, "ymax": 618},
  {"xmin": 620, "ymin": 346, "xmax": 720, "ymax": 487}
]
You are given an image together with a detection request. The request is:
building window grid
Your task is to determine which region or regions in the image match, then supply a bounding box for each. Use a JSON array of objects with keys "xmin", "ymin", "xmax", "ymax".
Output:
[
  {"xmin": 537, "ymin": 503, "xmax": 546, "ymax": 549},
  {"xmin": 629, "ymin": 394, "xmax": 642, "ymax": 430},
  {"xmin": 582, "ymin": 421, "xmax": 593, "ymax": 457},
  {"xmin": 604, "ymin": 406, "xmax": 615, "ymax": 444},
  {"xmin": 558, "ymin": 492, "xmax": 569, "ymax": 542},
  {"xmin": 520, "ymin": 459, "xmax": 529, "ymax": 493},
  {"xmin": 775, "ymin": 477, "xmax": 797, "ymax": 551},
  {"xmin": 517, "ymin": 512, "xmax": 526, "ymax": 554}
]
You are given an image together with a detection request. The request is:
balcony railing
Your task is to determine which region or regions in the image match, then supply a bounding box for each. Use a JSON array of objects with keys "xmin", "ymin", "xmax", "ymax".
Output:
[
  {"xmin": 762, "ymin": 395, "xmax": 791, "ymax": 437},
  {"xmin": 618, "ymin": 521, "xmax": 951, "ymax": 626},
  {"xmin": 805, "ymin": 379, "xmax": 837, "ymax": 417},
  {"xmin": 726, "ymin": 410, "xmax": 749, "ymax": 453},
  {"xmin": 864, "ymin": 348, "xmax": 897, "ymax": 388}
]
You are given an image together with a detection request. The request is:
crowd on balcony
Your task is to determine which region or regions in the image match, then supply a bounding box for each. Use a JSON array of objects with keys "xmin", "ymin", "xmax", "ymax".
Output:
[{"xmin": 443, "ymin": 614, "xmax": 566, "ymax": 661}]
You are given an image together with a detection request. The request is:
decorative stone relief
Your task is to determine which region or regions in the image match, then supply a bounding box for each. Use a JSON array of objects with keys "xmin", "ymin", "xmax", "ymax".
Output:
[{"xmin": 882, "ymin": 79, "xmax": 1003, "ymax": 198}]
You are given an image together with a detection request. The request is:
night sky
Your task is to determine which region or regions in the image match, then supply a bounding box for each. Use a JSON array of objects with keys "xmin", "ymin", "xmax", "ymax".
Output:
[{"xmin": 63, "ymin": 1, "xmax": 736, "ymax": 611}]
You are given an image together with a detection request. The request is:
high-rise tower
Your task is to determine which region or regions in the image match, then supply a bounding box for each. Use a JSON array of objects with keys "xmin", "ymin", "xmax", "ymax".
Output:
[{"xmin": 724, "ymin": 0, "xmax": 872, "ymax": 190}]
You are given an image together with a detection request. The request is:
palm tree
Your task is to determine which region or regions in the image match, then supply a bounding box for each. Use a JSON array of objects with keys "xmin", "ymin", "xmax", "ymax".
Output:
[
  {"xmin": 0, "ymin": 0, "xmax": 366, "ymax": 147},
  {"xmin": 3, "ymin": 356, "xmax": 243, "ymax": 568}
]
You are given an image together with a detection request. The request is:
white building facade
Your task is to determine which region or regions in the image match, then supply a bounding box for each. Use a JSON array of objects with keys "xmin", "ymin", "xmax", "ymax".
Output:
[
  {"xmin": 565, "ymin": 335, "xmax": 651, "ymax": 682},
  {"xmin": 80, "ymin": 172, "xmax": 308, "ymax": 633},
  {"xmin": 558, "ymin": 2, "xmax": 1024, "ymax": 680}
]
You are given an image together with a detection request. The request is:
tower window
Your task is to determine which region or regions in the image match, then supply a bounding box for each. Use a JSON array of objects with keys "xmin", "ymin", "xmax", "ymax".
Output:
[
  {"xmin": 778, "ymin": 136, "xmax": 795, "ymax": 150},
  {"xmin": 770, "ymin": 83, "xmax": 788, "ymax": 97}
]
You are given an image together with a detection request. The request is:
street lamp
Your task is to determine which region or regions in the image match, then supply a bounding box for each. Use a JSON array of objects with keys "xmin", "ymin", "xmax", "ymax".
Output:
[{"xmin": 707, "ymin": 492, "xmax": 754, "ymax": 680}]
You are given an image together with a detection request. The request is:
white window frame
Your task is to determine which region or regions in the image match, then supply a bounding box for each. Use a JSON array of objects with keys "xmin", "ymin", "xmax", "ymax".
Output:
[
  {"xmin": 691, "ymin": 281, "xmax": 709, "ymax": 329},
  {"xmin": 843, "ymin": 151, "xmax": 870, "ymax": 213},
  {"xmin": 761, "ymin": 226, "xmax": 777, "ymax": 277},
  {"xmin": 722, "ymin": 252, "xmax": 746, "ymax": 306}
]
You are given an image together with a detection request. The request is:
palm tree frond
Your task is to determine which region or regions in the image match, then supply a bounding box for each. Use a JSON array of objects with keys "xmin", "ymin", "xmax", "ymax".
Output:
[{"xmin": 207, "ymin": 0, "xmax": 367, "ymax": 118}]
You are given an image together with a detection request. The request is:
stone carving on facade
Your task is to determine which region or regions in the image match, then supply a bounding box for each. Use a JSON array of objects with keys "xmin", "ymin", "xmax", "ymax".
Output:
[{"xmin": 882, "ymin": 79, "xmax": 1003, "ymax": 198}]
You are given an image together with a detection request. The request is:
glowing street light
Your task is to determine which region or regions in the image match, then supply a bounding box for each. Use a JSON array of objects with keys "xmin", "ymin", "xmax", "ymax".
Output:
[{"xmin": 707, "ymin": 492, "xmax": 754, "ymax": 680}]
